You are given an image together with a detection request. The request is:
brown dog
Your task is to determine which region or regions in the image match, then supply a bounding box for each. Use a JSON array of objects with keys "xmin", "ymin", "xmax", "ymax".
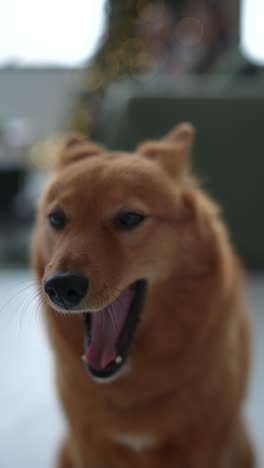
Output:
[{"xmin": 32, "ymin": 123, "xmax": 254, "ymax": 468}]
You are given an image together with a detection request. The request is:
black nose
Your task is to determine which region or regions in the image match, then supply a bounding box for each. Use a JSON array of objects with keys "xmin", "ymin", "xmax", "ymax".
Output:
[{"xmin": 44, "ymin": 272, "xmax": 88, "ymax": 309}]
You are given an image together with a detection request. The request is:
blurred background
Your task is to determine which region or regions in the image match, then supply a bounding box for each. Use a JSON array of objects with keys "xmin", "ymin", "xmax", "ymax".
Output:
[{"xmin": 0, "ymin": 0, "xmax": 263, "ymax": 467}]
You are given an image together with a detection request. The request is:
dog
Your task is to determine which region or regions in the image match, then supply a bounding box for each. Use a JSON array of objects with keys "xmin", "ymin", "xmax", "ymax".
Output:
[{"xmin": 32, "ymin": 123, "xmax": 254, "ymax": 468}]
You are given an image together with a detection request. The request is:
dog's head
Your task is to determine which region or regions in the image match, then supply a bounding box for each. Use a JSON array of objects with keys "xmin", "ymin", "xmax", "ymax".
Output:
[{"xmin": 33, "ymin": 123, "xmax": 215, "ymax": 381}]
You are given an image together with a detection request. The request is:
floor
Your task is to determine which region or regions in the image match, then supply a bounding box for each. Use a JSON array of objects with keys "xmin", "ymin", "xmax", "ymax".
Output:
[{"xmin": 0, "ymin": 269, "xmax": 263, "ymax": 468}]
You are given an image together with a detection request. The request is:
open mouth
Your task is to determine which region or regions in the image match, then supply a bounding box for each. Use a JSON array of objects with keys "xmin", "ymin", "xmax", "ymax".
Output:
[{"xmin": 81, "ymin": 280, "xmax": 146, "ymax": 380}]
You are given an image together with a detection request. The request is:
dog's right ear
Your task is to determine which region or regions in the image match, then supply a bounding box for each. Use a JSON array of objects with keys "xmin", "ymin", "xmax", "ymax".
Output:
[{"xmin": 57, "ymin": 134, "xmax": 104, "ymax": 169}]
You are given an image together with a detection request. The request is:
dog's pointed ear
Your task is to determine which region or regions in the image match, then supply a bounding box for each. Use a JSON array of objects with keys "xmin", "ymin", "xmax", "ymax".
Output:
[
  {"xmin": 57, "ymin": 134, "xmax": 104, "ymax": 169},
  {"xmin": 165, "ymin": 122, "xmax": 194, "ymax": 147},
  {"xmin": 137, "ymin": 122, "xmax": 195, "ymax": 178},
  {"xmin": 31, "ymin": 134, "xmax": 104, "ymax": 170}
]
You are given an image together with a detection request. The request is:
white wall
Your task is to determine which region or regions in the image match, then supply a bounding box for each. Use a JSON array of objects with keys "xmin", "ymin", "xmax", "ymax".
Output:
[{"xmin": 0, "ymin": 68, "xmax": 84, "ymax": 139}]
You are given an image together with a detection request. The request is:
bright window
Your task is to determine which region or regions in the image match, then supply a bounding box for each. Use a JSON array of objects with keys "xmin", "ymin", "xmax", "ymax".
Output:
[
  {"xmin": 241, "ymin": 0, "xmax": 264, "ymax": 65},
  {"xmin": 0, "ymin": 0, "xmax": 106, "ymax": 66}
]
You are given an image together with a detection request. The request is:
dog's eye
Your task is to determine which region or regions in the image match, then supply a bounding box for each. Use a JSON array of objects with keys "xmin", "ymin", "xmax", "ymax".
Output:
[
  {"xmin": 48, "ymin": 211, "xmax": 67, "ymax": 230},
  {"xmin": 113, "ymin": 211, "xmax": 146, "ymax": 230}
]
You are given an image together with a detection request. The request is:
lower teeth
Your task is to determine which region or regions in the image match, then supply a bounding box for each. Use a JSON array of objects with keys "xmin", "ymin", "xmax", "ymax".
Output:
[{"xmin": 82, "ymin": 355, "xmax": 123, "ymax": 366}]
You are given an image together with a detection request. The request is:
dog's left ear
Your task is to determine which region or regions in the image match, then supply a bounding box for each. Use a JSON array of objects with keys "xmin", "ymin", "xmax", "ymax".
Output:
[
  {"xmin": 137, "ymin": 122, "xmax": 195, "ymax": 178},
  {"xmin": 57, "ymin": 134, "xmax": 104, "ymax": 169}
]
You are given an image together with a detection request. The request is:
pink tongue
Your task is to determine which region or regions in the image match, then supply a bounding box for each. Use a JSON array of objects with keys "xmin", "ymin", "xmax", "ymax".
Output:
[{"xmin": 86, "ymin": 288, "xmax": 134, "ymax": 370}]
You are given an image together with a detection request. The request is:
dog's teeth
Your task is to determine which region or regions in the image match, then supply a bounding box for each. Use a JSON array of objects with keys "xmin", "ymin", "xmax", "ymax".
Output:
[{"xmin": 115, "ymin": 356, "xmax": 122, "ymax": 364}]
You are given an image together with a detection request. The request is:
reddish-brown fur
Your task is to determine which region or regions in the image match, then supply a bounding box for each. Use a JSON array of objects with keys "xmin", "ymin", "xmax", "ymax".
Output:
[{"xmin": 32, "ymin": 123, "xmax": 254, "ymax": 468}]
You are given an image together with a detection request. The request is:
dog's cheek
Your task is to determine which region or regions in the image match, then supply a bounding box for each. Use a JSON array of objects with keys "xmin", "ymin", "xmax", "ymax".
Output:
[
  {"xmin": 134, "ymin": 227, "xmax": 180, "ymax": 283},
  {"xmin": 112, "ymin": 234, "xmax": 159, "ymax": 282},
  {"xmin": 36, "ymin": 221, "xmax": 57, "ymax": 270},
  {"xmin": 32, "ymin": 218, "xmax": 56, "ymax": 284}
]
